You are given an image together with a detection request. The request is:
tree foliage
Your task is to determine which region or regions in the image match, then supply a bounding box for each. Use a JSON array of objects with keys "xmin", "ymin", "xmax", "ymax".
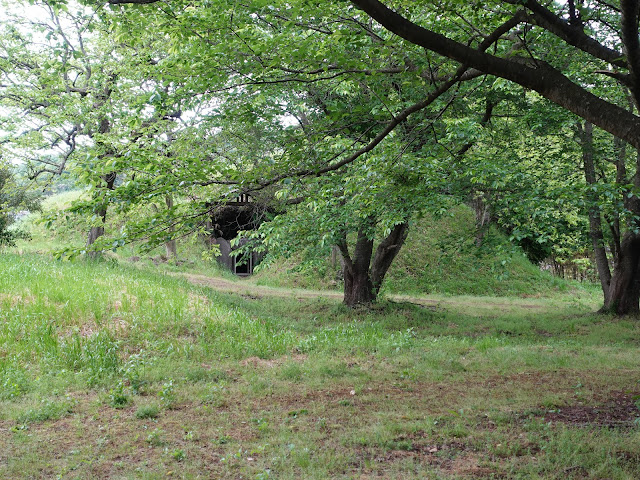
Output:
[
  {"xmin": 4, "ymin": 0, "xmax": 640, "ymax": 310},
  {"xmin": 0, "ymin": 163, "xmax": 40, "ymax": 247}
]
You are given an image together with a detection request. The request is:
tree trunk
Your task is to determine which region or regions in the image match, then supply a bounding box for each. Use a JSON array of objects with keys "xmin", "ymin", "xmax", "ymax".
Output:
[
  {"xmin": 601, "ymin": 150, "xmax": 640, "ymax": 315},
  {"xmin": 458, "ymin": 99, "xmax": 495, "ymax": 247},
  {"xmin": 338, "ymin": 220, "xmax": 409, "ymax": 307},
  {"xmin": 164, "ymin": 195, "xmax": 177, "ymax": 258},
  {"xmin": 370, "ymin": 222, "xmax": 409, "ymax": 295},
  {"xmin": 338, "ymin": 223, "xmax": 376, "ymax": 306},
  {"xmin": 343, "ymin": 262, "xmax": 376, "ymax": 306},
  {"xmin": 86, "ymin": 94, "xmax": 116, "ymax": 259},
  {"xmin": 86, "ymin": 219, "xmax": 105, "ymax": 255},
  {"xmin": 165, "ymin": 238, "xmax": 177, "ymax": 258},
  {"xmin": 580, "ymin": 121, "xmax": 611, "ymax": 301},
  {"xmin": 86, "ymin": 172, "xmax": 116, "ymax": 259},
  {"xmin": 602, "ymin": 233, "xmax": 640, "ymax": 314},
  {"xmin": 470, "ymin": 192, "xmax": 491, "ymax": 247}
]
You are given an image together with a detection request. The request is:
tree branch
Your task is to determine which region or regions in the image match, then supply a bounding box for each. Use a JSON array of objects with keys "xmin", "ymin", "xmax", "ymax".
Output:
[
  {"xmin": 620, "ymin": 0, "xmax": 640, "ymax": 105},
  {"xmin": 235, "ymin": 67, "xmax": 468, "ymax": 195},
  {"xmin": 349, "ymin": 0, "xmax": 640, "ymax": 149},
  {"xmin": 505, "ymin": 0, "xmax": 626, "ymax": 68}
]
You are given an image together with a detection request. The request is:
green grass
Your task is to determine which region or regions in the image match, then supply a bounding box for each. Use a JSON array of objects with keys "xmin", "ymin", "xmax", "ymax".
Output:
[
  {"xmin": 383, "ymin": 205, "xmax": 558, "ymax": 296},
  {"xmin": 0, "ymin": 252, "xmax": 639, "ymax": 479}
]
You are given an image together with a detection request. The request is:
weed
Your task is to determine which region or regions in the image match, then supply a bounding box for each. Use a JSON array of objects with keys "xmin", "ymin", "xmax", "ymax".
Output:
[
  {"xmin": 184, "ymin": 366, "xmax": 228, "ymax": 383},
  {"xmin": 169, "ymin": 448, "xmax": 185, "ymax": 461},
  {"xmin": 122, "ymin": 352, "xmax": 147, "ymax": 395},
  {"xmin": 287, "ymin": 409, "xmax": 308, "ymax": 418},
  {"xmin": 0, "ymin": 368, "xmax": 31, "ymax": 400},
  {"xmin": 108, "ymin": 381, "xmax": 130, "ymax": 409},
  {"xmin": 251, "ymin": 417, "xmax": 270, "ymax": 435},
  {"xmin": 145, "ymin": 428, "xmax": 165, "ymax": 446},
  {"xmin": 279, "ymin": 362, "xmax": 304, "ymax": 381},
  {"xmin": 383, "ymin": 439, "xmax": 413, "ymax": 451},
  {"xmin": 135, "ymin": 403, "xmax": 160, "ymax": 419},
  {"xmin": 16, "ymin": 397, "xmax": 73, "ymax": 424},
  {"xmin": 159, "ymin": 379, "xmax": 176, "ymax": 409},
  {"xmin": 214, "ymin": 435, "xmax": 231, "ymax": 445},
  {"xmin": 199, "ymin": 382, "xmax": 228, "ymax": 407}
]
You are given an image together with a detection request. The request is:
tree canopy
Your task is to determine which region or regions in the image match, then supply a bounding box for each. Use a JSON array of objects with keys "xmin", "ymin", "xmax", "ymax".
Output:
[{"xmin": 3, "ymin": 0, "xmax": 640, "ymax": 310}]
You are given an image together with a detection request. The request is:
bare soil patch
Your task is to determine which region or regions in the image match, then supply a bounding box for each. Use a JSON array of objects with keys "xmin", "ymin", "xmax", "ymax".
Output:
[
  {"xmin": 239, "ymin": 354, "xmax": 308, "ymax": 368},
  {"xmin": 542, "ymin": 391, "xmax": 640, "ymax": 427}
]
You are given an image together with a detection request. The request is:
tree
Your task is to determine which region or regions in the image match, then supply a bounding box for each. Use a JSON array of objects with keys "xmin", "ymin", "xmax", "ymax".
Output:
[
  {"xmin": 0, "ymin": 163, "xmax": 40, "ymax": 247},
  {"xmin": 453, "ymin": 91, "xmax": 592, "ymax": 270},
  {"xmin": 68, "ymin": 0, "xmax": 474, "ymax": 305},
  {"xmin": 41, "ymin": 0, "xmax": 640, "ymax": 311},
  {"xmin": 0, "ymin": 1, "xmax": 122, "ymax": 253},
  {"xmin": 347, "ymin": 0, "xmax": 640, "ymax": 314},
  {"xmin": 0, "ymin": 0, "xmax": 192, "ymax": 257}
]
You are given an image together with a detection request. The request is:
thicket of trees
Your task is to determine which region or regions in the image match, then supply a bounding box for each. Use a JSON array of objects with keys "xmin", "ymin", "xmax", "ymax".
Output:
[{"xmin": 2, "ymin": 0, "xmax": 640, "ymax": 312}]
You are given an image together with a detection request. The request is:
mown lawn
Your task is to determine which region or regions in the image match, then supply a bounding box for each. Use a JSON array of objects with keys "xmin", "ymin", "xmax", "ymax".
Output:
[{"xmin": 1, "ymin": 253, "xmax": 639, "ymax": 479}]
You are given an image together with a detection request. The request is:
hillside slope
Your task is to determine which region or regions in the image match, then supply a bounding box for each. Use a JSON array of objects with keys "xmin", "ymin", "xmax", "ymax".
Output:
[{"xmin": 255, "ymin": 205, "xmax": 580, "ymax": 297}]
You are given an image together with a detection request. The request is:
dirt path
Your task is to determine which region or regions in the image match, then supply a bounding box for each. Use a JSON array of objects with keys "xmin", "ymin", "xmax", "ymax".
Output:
[
  {"xmin": 181, "ymin": 273, "xmax": 344, "ymax": 301},
  {"xmin": 179, "ymin": 272, "xmax": 551, "ymax": 310}
]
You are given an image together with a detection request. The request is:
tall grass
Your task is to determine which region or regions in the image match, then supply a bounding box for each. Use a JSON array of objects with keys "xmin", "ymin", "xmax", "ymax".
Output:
[{"xmin": 0, "ymin": 254, "xmax": 297, "ymax": 401}]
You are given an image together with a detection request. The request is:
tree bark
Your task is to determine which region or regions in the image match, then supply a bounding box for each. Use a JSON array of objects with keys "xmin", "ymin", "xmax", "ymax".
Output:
[
  {"xmin": 370, "ymin": 222, "xmax": 409, "ymax": 295},
  {"xmin": 470, "ymin": 193, "xmax": 491, "ymax": 247},
  {"xmin": 86, "ymin": 172, "xmax": 116, "ymax": 259},
  {"xmin": 338, "ymin": 220, "xmax": 409, "ymax": 306},
  {"xmin": 164, "ymin": 195, "xmax": 177, "ymax": 258},
  {"xmin": 602, "ymin": 233, "xmax": 640, "ymax": 314},
  {"xmin": 338, "ymin": 223, "xmax": 376, "ymax": 306},
  {"xmin": 580, "ymin": 121, "xmax": 611, "ymax": 301},
  {"xmin": 602, "ymin": 150, "xmax": 640, "ymax": 315},
  {"xmin": 86, "ymin": 85, "xmax": 116, "ymax": 259}
]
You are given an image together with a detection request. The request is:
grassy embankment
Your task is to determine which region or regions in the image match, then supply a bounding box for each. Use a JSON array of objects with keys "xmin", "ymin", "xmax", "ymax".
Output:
[
  {"xmin": 1, "ymin": 250, "xmax": 639, "ymax": 479},
  {"xmin": 254, "ymin": 204, "xmax": 578, "ymax": 298}
]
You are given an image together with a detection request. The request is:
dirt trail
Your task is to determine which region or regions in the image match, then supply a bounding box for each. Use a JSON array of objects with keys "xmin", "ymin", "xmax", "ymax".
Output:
[
  {"xmin": 178, "ymin": 272, "xmax": 547, "ymax": 310},
  {"xmin": 181, "ymin": 273, "xmax": 344, "ymax": 301}
]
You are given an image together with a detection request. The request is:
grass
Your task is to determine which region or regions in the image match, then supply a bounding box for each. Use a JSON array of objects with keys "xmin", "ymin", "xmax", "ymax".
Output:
[{"xmin": 1, "ymin": 252, "xmax": 639, "ymax": 479}]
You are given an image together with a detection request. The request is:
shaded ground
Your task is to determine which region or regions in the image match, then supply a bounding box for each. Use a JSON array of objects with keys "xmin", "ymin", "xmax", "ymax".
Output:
[{"xmin": 542, "ymin": 391, "xmax": 640, "ymax": 428}]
